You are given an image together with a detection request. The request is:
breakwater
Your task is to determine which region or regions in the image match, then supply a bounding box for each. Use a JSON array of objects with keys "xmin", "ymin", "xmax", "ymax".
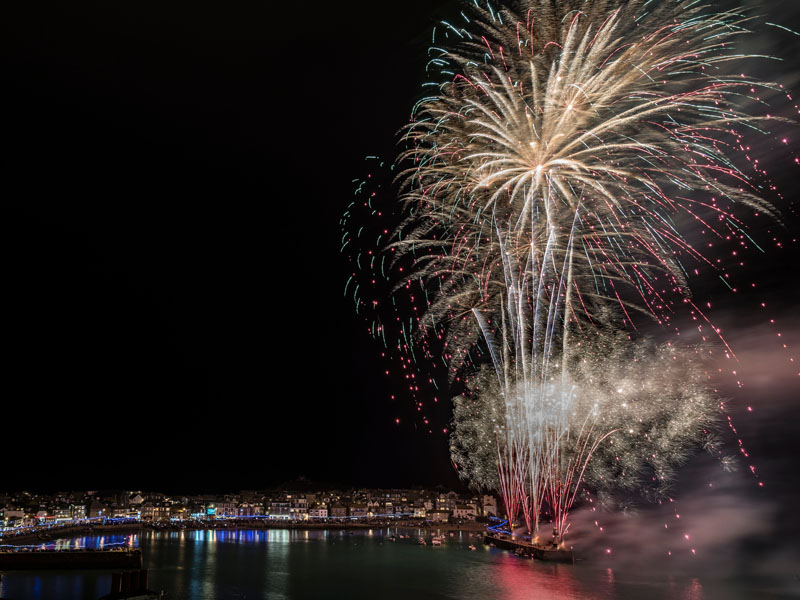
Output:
[
  {"xmin": 0, "ymin": 523, "xmax": 142, "ymax": 546},
  {"xmin": 0, "ymin": 548, "xmax": 142, "ymax": 570}
]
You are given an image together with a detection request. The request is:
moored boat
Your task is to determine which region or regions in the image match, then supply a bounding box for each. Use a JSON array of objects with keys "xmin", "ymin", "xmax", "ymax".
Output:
[{"xmin": 483, "ymin": 533, "xmax": 574, "ymax": 563}]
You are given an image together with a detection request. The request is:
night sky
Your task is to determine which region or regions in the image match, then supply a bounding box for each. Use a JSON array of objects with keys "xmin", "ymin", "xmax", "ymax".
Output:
[{"xmin": 3, "ymin": 0, "xmax": 799, "ymax": 503}]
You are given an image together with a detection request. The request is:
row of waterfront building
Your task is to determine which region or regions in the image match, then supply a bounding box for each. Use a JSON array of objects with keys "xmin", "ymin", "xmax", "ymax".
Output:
[{"xmin": 0, "ymin": 488, "xmax": 499, "ymax": 529}]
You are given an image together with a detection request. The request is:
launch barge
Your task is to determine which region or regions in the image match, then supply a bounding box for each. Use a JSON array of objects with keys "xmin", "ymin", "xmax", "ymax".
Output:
[
  {"xmin": 483, "ymin": 533, "xmax": 574, "ymax": 563},
  {"xmin": 0, "ymin": 548, "xmax": 142, "ymax": 570}
]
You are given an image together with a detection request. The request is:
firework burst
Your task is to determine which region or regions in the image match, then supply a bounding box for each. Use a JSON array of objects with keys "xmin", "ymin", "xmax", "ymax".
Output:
[
  {"xmin": 343, "ymin": 0, "xmax": 789, "ymax": 542},
  {"xmin": 396, "ymin": 0, "xmax": 780, "ymax": 354}
]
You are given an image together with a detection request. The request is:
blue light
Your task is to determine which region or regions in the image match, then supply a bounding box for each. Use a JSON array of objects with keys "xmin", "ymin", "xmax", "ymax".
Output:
[{"xmin": 487, "ymin": 516, "xmax": 510, "ymax": 535}]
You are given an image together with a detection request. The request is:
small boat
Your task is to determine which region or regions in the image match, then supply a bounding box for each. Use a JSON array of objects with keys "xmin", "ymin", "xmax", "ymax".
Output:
[
  {"xmin": 483, "ymin": 533, "xmax": 574, "ymax": 563},
  {"xmin": 417, "ymin": 538, "xmax": 426, "ymax": 546},
  {"xmin": 531, "ymin": 544, "xmax": 574, "ymax": 562}
]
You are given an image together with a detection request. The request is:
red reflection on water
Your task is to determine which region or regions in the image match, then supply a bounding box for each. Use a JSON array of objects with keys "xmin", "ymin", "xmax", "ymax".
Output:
[
  {"xmin": 494, "ymin": 553, "xmax": 593, "ymax": 600},
  {"xmin": 682, "ymin": 577, "xmax": 704, "ymax": 600}
]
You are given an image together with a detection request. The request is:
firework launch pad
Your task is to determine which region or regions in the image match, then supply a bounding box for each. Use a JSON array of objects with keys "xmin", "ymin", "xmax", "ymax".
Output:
[{"xmin": 483, "ymin": 533, "xmax": 574, "ymax": 563}]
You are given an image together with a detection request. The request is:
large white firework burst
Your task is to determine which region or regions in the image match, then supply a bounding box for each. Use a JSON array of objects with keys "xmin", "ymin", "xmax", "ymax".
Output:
[
  {"xmin": 347, "ymin": 0, "xmax": 784, "ymax": 541},
  {"xmin": 395, "ymin": 0, "xmax": 779, "ymax": 357},
  {"xmin": 390, "ymin": 0, "xmax": 780, "ymax": 537}
]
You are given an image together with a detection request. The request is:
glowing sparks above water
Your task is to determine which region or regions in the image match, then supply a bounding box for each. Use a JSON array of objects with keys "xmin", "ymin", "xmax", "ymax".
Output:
[{"xmin": 343, "ymin": 0, "xmax": 793, "ymax": 541}]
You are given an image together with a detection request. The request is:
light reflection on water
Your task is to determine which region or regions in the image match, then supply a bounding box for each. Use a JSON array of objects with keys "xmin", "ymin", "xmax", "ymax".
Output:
[
  {"xmin": 0, "ymin": 529, "xmax": 781, "ymax": 600},
  {"xmin": 2, "ymin": 533, "xmax": 138, "ymax": 552}
]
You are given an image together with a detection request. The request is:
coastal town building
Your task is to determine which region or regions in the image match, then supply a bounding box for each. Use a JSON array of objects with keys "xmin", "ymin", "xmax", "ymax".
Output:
[
  {"xmin": 269, "ymin": 500, "xmax": 290, "ymax": 519},
  {"xmin": 237, "ymin": 503, "xmax": 263, "ymax": 517},
  {"xmin": 153, "ymin": 503, "xmax": 171, "ymax": 522},
  {"xmin": 453, "ymin": 505, "xmax": 477, "ymax": 521},
  {"xmin": 140, "ymin": 503, "xmax": 155, "ymax": 520},
  {"xmin": 3, "ymin": 508, "xmax": 23, "ymax": 520},
  {"xmin": 0, "ymin": 487, "xmax": 500, "ymax": 543},
  {"xmin": 329, "ymin": 505, "xmax": 347, "ymax": 519},
  {"xmin": 88, "ymin": 500, "xmax": 107, "ymax": 519},
  {"xmin": 427, "ymin": 509, "xmax": 451, "ymax": 523},
  {"xmin": 287, "ymin": 495, "xmax": 308, "ymax": 520},
  {"xmin": 482, "ymin": 495, "xmax": 498, "ymax": 518},
  {"xmin": 53, "ymin": 506, "xmax": 72, "ymax": 521},
  {"xmin": 215, "ymin": 502, "xmax": 237, "ymax": 518}
]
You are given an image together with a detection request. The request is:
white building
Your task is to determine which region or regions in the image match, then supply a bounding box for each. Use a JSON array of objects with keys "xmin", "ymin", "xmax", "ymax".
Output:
[
  {"xmin": 482, "ymin": 495, "xmax": 498, "ymax": 518},
  {"xmin": 287, "ymin": 495, "xmax": 308, "ymax": 520},
  {"xmin": 427, "ymin": 509, "xmax": 450, "ymax": 523},
  {"xmin": 215, "ymin": 502, "xmax": 237, "ymax": 518}
]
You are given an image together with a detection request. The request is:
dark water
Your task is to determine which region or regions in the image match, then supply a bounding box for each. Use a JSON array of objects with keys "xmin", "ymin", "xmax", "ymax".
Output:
[{"xmin": 0, "ymin": 529, "xmax": 796, "ymax": 599}]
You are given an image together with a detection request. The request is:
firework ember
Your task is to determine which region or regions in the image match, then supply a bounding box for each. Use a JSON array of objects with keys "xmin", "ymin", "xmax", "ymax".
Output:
[{"xmin": 343, "ymin": 0, "xmax": 790, "ymax": 543}]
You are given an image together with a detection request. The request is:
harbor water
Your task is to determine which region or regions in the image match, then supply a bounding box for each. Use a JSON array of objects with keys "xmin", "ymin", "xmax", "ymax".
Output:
[{"xmin": 0, "ymin": 529, "xmax": 796, "ymax": 599}]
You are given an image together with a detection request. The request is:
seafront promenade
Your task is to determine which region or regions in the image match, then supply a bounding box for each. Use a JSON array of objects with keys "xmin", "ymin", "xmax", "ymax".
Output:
[{"xmin": 0, "ymin": 517, "xmax": 486, "ymax": 545}]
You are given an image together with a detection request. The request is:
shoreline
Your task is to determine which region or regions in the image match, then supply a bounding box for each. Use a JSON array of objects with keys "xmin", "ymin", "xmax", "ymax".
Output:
[
  {"xmin": 1, "ymin": 520, "xmax": 486, "ymax": 545},
  {"xmin": 144, "ymin": 520, "xmax": 488, "ymax": 532}
]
